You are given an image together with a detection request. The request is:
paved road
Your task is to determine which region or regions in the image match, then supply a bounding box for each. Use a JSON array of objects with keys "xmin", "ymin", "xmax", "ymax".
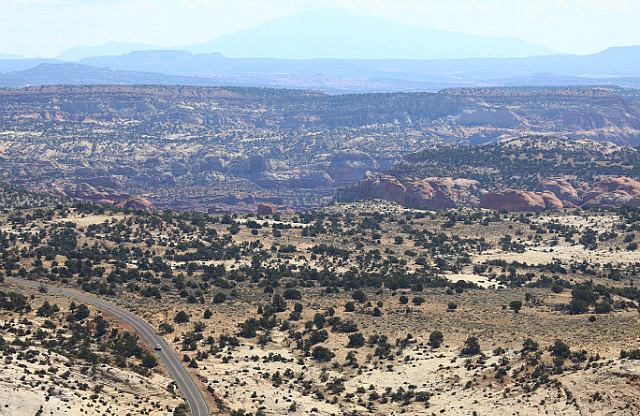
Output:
[{"xmin": 5, "ymin": 277, "xmax": 210, "ymax": 416}]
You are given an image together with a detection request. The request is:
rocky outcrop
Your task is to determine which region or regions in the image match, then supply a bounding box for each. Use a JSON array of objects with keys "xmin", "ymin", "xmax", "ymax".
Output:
[
  {"xmin": 255, "ymin": 171, "xmax": 335, "ymax": 189},
  {"xmin": 481, "ymin": 178, "xmax": 640, "ymax": 211},
  {"xmin": 340, "ymin": 172, "xmax": 640, "ymax": 212},
  {"xmin": 81, "ymin": 175, "xmax": 122, "ymax": 189},
  {"xmin": 337, "ymin": 174, "xmax": 457, "ymax": 209},
  {"xmin": 199, "ymin": 154, "xmax": 226, "ymax": 172},
  {"xmin": 115, "ymin": 196, "xmax": 155, "ymax": 211},
  {"xmin": 582, "ymin": 177, "xmax": 640, "ymax": 207},
  {"xmin": 479, "ymin": 189, "xmax": 573, "ymax": 211},
  {"xmin": 479, "ymin": 189, "xmax": 570, "ymax": 211},
  {"xmin": 171, "ymin": 161, "xmax": 190, "ymax": 177},
  {"xmin": 327, "ymin": 151, "xmax": 379, "ymax": 184},
  {"xmin": 74, "ymin": 167, "xmax": 109, "ymax": 177},
  {"xmin": 479, "ymin": 190, "xmax": 547, "ymax": 211},
  {"xmin": 248, "ymin": 154, "xmax": 272, "ymax": 174},
  {"xmin": 538, "ymin": 191, "xmax": 565, "ymax": 210},
  {"xmin": 257, "ymin": 203, "xmax": 277, "ymax": 215},
  {"xmin": 534, "ymin": 179, "xmax": 581, "ymax": 205},
  {"xmin": 588, "ymin": 177, "xmax": 640, "ymax": 194},
  {"xmin": 44, "ymin": 181, "xmax": 155, "ymax": 212},
  {"xmin": 230, "ymin": 153, "xmax": 273, "ymax": 176}
]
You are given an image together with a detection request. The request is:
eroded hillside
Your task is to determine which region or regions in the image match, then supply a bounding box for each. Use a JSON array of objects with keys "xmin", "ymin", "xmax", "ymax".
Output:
[
  {"xmin": 339, "ymin": 136, "xmax": 640, "ymax": 211},
  {"xmin": 0, "ymin": 85, "xmax": 639, "ymax": 212}
]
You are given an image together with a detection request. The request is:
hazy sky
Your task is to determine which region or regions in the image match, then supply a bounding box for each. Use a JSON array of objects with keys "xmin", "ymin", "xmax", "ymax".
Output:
[{"xmin": 1, "ymin": 0, "xmax": 638, "ymax": 57}]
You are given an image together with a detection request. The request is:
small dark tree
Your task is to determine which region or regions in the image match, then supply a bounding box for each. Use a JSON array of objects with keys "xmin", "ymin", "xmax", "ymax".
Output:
[
  {"xmin": 93, "ymin": 315, "xmax": 108, "ymax": 336},
  {"xmin": 36, "ymin": 301, "xmax": 59, "ymax": 318},
  {"xmin": 283, "ymin": 289, "xmax": 302, "ymax": 300},
  {"xmin": 412, "ymin": 296, "xmax": 425, "ymax": 306},
  {"xmin": 551, "ymin": 339, "xmax": 571, "ymax": 359},
  {"xmin": 347, "ymin": 333, "xmax": 366, "ymax": 348},
  {"xmin": 174, "ymin": 311, "xmax": 189, "ymax": 324},
  {"xmin": 522, "ymin": 338, "xmax": 538, "ymax": 352},
  {"xmin": 142, "ymin": 354, "xmax": 158, "ymax": 368},
  {"xmin": 429, "ymin": 330, "xmax": 443, "ymax": 348},
  {"xmin": 352, "ymin": 290, "xmax": 366, "ymax": 303},
  {"xmin": 461, "ymin": 336, "xmax": 481, "ymax": 356},
  {"xmin": 568, "ymin": 299, "xmax": 589, "ymax": 314},
  {"xmin": 271, "ymin": 294, "xmax": 287, "ymax": 313},
  {"xmin": 159, "ymin": 323, "xmax": 174, "ymax": 334},
  {"xmin": 213, "ymin": 292, "xmax": 226, "ymax": 304},
  {"xmin": 68, "ymin": 303, "xmax": 89, "ymax": 321},
  {"xmin": 238, "ymin": 318, "xmax": 259, "ymax": 338},
  {"xmin": 509, "ymin": 300, "xmax": 522, "ymax": 313},
  {"xmin": 311, "ymin": 346, "xmax": 335, "ymax": 362}
]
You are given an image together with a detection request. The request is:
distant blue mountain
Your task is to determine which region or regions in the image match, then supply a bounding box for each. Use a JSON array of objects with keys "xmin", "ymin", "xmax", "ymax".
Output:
[
  {"xmin": 0, "ymin": 63, "xmax": 225, "ymax": 89},
  {"xmin": 0, "ymin": 58, "xmax": 61, "ymax": 73},
  {"xmin": 75, "ymin": 45, "xmax": 640, "ymax": 81},
  {"xmin": 56, "ymin": 41, "xmax": 162, "ymax": 61},
  {"xmin": 2, "ymin": 37, "xmax": 640, "ymax": 93},
  {"xmin": 182, "ymin": 11, "xmax": 558, "ymax": 59},
  {"xmin": 2, "ymin": 58, "xmax": 640, "ymax": 94},
  {"xmin": 0, "ymin": 53, "xmax": 23, "ymax": 59}
]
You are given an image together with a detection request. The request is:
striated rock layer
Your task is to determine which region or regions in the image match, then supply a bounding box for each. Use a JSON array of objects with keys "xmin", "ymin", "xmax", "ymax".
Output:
[{"xmin": 43, "ymin": 181, "xmax": 155, "ymax": 212}]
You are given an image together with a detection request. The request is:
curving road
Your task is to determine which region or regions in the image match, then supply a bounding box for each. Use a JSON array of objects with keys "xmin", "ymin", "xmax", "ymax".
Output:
[{"xmin": 5, "ymin": 276, "xmax": 209, "ymax": 416}]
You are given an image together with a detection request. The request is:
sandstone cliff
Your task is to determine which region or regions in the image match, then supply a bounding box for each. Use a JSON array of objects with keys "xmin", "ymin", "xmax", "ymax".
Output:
[
  {"xmin": 340, "ymin": 174, "xmax": 640, "ymax": 212},
  {"xmin": 337, "ymin": 174, "xmax": 464, "ymax": 209}
]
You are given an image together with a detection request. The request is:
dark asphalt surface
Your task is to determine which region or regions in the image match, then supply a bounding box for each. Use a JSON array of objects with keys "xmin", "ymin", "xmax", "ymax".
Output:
[{"xmin": 5, "ymin": 276, "xmax": 210, "ymax": 416}]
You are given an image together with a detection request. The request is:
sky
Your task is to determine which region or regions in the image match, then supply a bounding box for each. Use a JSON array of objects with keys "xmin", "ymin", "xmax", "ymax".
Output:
[{"xmin": 0, "ymin": 0, "xmax": 638, "ymax": 57}]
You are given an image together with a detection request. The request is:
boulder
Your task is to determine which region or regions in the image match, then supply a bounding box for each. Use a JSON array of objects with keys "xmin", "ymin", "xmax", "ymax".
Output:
[{"xmin": 257, "ymin": 203, "xmax": 277, "ymax": 215}]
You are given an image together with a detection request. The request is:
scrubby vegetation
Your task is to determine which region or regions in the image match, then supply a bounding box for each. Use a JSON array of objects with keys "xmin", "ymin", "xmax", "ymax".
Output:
[{"xmin": 1, "ymin": 186, "xmax": 640, "ymax": 414}]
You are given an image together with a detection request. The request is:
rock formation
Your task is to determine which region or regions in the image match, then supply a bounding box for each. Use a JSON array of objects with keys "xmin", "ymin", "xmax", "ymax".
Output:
[
  {"xmin": 327, "ymin": 151, "xmax": 379, "ymax": 184},
  {"xmin": 534, "ymin": 179, "xmax": 581, "ymax": 205},
  {"xmin": 115, "ymin": 196, "xmax": 155, "ymax": 211},
  {"xmin": 479, "ymin": 190, "xmax": 547, "ymax": 211},
  {"xmin": 538, "ymin": 191, "xmax": 566, "ymax": 210},
  {"xmin": 582, "ymin": 177, "xmax": 640, "ymax": 207},
  {"xmin": 43, "ymin": 181, "xmax": 155, "ymax": 212},
  {"xmin": 248, "ymin": 154, "xmax": 272, "ymax": 174},
  {"xmin": 337, "ymin": 174, "xmax": 456, "ymax": 209},
  {"xmin": 257, "ymin": 203, "xmax": 278, "ymax": 215},
  {"xmin": 480, "ymin": 177, "xmax": 640, "ymax": 211}
]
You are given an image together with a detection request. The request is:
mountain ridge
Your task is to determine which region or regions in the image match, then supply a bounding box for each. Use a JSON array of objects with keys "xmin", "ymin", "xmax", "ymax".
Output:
[
  {"xmin": 183, "ymin": 11, "xmax": 558, "ymax": 60},
  {"xmin": 55, "ymin": 41, "xmax": 164, "ymax": 61},
  {"xmin": 2, "ymin": 59, "xmax": 640, "ymax": 94}
]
